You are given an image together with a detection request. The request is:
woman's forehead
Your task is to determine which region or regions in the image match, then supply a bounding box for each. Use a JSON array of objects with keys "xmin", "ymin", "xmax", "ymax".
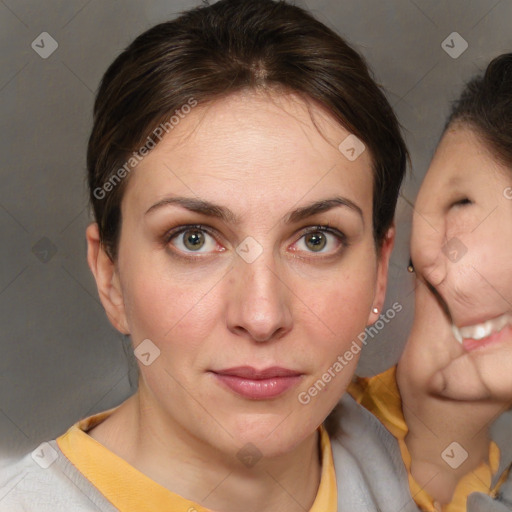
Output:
[
  {"xmin": 124, "ymin": 92, "xmax": 375, "ymax": 214},
  {"xmin": 151, "ymin": 91, "xmax": 352, "ymax": 157}
]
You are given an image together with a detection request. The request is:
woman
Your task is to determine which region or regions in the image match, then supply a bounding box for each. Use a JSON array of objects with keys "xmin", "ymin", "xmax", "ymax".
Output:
[
  {"xmin": 351, "ymin": 53, "xmax": 512, "ymax": 511},
  {"xmin": 0, "ymin": 0, "xmax": 411, "ymax": 511}
]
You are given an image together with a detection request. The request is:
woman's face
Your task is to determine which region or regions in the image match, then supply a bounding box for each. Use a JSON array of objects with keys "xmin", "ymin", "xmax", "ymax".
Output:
[
  {"xmin": 412, "ymin": 125, "xmax": 512, "ymax": 352},
  {"xmin": 103, "ymin": 91, "xmax": 392, "ymax": 457}
]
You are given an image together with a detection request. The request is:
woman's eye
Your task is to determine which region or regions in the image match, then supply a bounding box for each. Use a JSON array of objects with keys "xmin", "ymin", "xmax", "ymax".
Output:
[
  {"xmin": 168, "ymin": 227, "xmax": 222, "ymax": 254},
  {"xmin": 292, "ymin": 227, "xmax": 345, "ymax": 255},
  {"xmin": 165, "ymin": 225, "xmax": 345, "ymax": 258}
]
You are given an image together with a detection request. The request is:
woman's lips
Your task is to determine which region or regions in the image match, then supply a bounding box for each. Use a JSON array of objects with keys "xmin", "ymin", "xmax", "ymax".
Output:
[
  {"xmin": 451, "ymin": 313, "xmax": 512, "ymax": 351},
  {"xmin": 211, "ymin": 366, "xmax": 303, "ymax": 399}
]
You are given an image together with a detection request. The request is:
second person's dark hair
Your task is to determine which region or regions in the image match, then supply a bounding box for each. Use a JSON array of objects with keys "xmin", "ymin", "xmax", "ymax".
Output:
[{"xmin": 446, "ymin": 52, "xmax": 512, "ymax": 167}]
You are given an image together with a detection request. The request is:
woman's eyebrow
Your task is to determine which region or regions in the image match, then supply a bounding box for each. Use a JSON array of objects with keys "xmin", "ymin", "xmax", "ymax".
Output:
[
  {"xmin": 145, "ymin": 196, "xmax": 363, "ymax": 224},
  {"xmin": 285, "ymin": 197, "xmax": 363, "ymax": 224}
]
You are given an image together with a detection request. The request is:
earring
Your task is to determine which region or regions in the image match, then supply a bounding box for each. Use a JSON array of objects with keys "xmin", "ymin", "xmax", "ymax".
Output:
[
  {"xmin": 372, "ymin": 307, "xmax": 379, "ymax": 314},
  {"xmin": 407, "ymin": 257, "xmax": 415, "ymax": 273}
]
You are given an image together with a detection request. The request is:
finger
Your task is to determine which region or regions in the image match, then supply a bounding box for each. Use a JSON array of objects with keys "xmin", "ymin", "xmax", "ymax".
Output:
[
  {"xmin": 429, "ymin": 354, "xmax": 490, "ymax": 400},
  {"xmin": 429, "ymin": 348, "xmax": 512, "ymax": 402}
]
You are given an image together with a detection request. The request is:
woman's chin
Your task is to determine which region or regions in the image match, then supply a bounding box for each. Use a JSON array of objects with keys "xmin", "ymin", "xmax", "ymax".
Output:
[{"xmin": 221, "ymin": 414, "xmax": 319, "ymax": 459}]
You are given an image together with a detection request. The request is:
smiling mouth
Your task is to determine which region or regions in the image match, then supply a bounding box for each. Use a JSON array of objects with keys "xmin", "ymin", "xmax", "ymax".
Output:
[
  {"xmin": 423, "ymin": 280, "xmax": 512, "ymax": 349},
  {"xmin": 452, "ymin": 313, "xmax": 512, "ymax": 346}
]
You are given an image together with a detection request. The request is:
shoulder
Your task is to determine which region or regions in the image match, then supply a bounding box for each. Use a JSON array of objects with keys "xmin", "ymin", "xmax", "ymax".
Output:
[
  {"xmin": 330, "ymin": 393, "xmax": 421, "ymax": 512},
  {"xmin": 334, "ymin": 386, "xmax": 512, "ymax": 512},
  {"xmin": 0, "ymin": 441, "xmax": 118, "ymax": 512},
  {"xmin": 467, "ymin": 486, "xmax": 512, "ymax": 511}
]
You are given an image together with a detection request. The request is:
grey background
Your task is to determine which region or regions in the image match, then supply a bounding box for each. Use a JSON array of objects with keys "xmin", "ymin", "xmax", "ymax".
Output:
[{"xmin": 0, "ymin": 0, "xmax": 510, "ymax": 459}]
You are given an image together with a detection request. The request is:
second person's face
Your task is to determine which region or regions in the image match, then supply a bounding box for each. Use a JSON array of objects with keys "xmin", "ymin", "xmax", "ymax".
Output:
[{"xmin": 412, "ymin": 125, "xmax": 512, "ymax": 352}]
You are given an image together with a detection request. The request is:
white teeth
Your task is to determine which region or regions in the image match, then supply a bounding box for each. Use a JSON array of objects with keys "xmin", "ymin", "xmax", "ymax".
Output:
[
  {"xmin": 467, "ymin": 323, "xmax": 493, "ymax": 340},
  {"xmin": 452, "ymin": 313, "xmax": 512, "ymax": 343},
  {"xmin": 452, "ymin": 324, "xmax": 463, "ymax": 344}
]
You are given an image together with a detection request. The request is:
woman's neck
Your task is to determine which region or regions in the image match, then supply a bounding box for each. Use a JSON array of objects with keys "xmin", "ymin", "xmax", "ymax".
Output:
[{"xmin": 87, "ymin": 391, "xmax": 322, "ymax": 512}]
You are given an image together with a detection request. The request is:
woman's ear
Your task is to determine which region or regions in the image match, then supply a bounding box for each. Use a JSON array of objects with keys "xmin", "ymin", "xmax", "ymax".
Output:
[
  {"xmin": 367, "ymin": 224, "xmax": 396, "ymax": 325},
  {"xmin": 86, "ymin": 223, "xmax": 130, "ymax": 334}
]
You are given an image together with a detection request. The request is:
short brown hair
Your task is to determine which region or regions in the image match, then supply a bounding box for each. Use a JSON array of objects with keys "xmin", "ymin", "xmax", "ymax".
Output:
[
  {"xmin": 87, "ymin": 0, "xmax": 407, "ymax": 262},
  {"xmin": 87, "ymin": 0, "xmax": 408, "ymax": 439}
]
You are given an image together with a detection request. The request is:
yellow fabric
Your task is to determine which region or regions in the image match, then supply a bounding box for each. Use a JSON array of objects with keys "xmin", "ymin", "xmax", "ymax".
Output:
[
  {"xmin": 348, "ymin": 366, "xmax": 508, "ymax": 512},
  {"xmin": 56, "ymin": 407, "xmax": 337, "ymax": 512}
]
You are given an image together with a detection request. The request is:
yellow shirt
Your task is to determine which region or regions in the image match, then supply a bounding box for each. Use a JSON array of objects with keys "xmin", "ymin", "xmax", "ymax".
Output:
[
  {"xmin": 56, "ymin": 407, "xmax": 337, "ymax": 512},
  {"xmin": 348, "ymin": 366, "xmax": 509, "ymax": 512}
]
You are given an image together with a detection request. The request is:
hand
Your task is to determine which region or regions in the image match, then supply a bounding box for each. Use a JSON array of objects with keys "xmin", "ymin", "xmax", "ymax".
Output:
[
  {"xmin": 397, "ymin": 277, "xmax": 501, "ymax": 503},
  {"xmin": 429, "ymin": 331, "xmax": 512, "ymax": 404},
  {"xmin": 397, "ymin": 276, "xmax": 463, "ymax": 394},
  {"xmin": 399, "ymin": 276, "xmax": 512, "ymax": 406}
]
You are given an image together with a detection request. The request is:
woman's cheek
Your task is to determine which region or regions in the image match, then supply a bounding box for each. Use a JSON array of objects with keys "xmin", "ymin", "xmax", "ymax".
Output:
[
  {"xmin": 314, "ymin": 287, "xmax": 374, "ymax": 350},
  {"xmin": 123, "ymin": 274, "xmax": 195, "ymax": 341}
]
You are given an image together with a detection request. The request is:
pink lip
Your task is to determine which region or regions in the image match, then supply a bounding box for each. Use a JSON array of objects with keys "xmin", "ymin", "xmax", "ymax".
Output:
[
  {"xmin": 462, "ymin": 324, "xmax": 512, "ymax": 352},
  {"xmin": 211, "ymin": 366, "xmax": 303, "ymax": 399}
]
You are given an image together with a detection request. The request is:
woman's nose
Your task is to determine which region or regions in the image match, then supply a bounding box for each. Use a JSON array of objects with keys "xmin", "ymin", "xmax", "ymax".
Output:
[{"xmin": 225, "ymin": 248, "xmax": 293, "ymax": 343}]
